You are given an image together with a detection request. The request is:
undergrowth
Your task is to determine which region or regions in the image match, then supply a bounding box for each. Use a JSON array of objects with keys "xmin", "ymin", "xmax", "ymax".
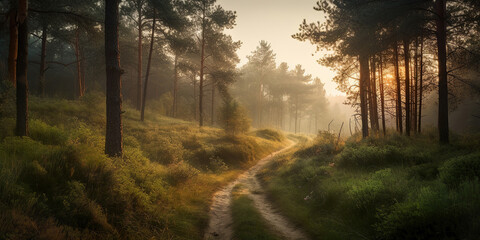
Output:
[
  {"xmin": 260, "ymin": 131, "xmax": 480, "ymax": 240},
  {"xmin": 0, "ymin": 93, "xmax": 286, "ymax": 240}
]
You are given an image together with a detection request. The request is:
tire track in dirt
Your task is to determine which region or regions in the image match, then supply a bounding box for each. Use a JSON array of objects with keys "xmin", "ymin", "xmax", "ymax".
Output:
[{"xmin": 204, "ymin": 141, "xmax": 309, "ymax": 240}]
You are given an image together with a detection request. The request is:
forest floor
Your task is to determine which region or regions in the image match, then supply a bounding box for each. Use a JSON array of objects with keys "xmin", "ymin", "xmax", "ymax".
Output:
[
  {"xmin": 205, "ymin": 140, "xmax": 310, "ymax": 240},
  {"xmin": 0, "ymin": 93, "xmax": 289, "ymax": 240}
]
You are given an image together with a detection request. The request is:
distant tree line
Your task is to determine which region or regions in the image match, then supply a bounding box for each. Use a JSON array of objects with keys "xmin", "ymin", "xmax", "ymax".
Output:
[{"xmin": 233, "ymin": 41, "xmax": 329, "ymax": 134}]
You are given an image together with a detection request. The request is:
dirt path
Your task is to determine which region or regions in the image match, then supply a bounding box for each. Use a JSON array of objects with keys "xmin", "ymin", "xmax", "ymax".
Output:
[{"xmin": 204, "ymin": 141, "xmax": 309, "ymax": 240}]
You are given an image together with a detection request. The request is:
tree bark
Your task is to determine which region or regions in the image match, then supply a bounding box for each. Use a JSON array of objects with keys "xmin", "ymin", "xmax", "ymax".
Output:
[
  {"xmin": 74, "ymin": 28, "xmax": 83, "ymax": 98},
  {"xmin": 80, "ymin": 45, "xmax": 86, "ymax": 95},
  {"xmin": 403, "ymin": 39, "xmax": 411, "ymax": 136},
  {"xmin": 140, "ymin": 11, "xmax": 156, "ymax": 122},
  {"xmin": 8, "ymin": 8, "xmax": 18, "ymax": 87},
  {"xmin": 435, "ymin": 0, "xmax": 449, "ymax": 144},
  {"xmin": 173, "ymin": 54, "xmax": 178, "ymax": 118},
  {"xmin": 105, "ymin": 0, "xmax": 123, "ymax": 157},
  {"xmin": 16, "ymin": 0, "xmax": 28, "ymax": 136},
  {"xmin": 379, "ymin": 53, "xmax": 386, "ymax": 135},
  {"xmin": 359, "ymin": 54, "xmax": 370, "ymax": 138},
  {"xmin": 294, "ymin": 95, "xmax": 298, "ymax": 134},
  {"xmin": 366, "ymin": 57, "xmax": 373, "ymax": 131},
  {"xmin": 418, "ymin": 34, "xmax": 424, "ymax": 133},
  {"xmin": 413, "ymin": 38, "xmax": 419, "ymax": 133},
  {"xmin": 393, "ymin": 42, "xmax": 403, "ymax": 133},
  {"xmin": 199, "ymin": 5, "xmax": 206, "ymax": 127},
  {"xmin": 370, "ymin": 56, "xmax": 379, "ymax": 131},
  {"xmin": 136, "ymin": 6, "xmax": 142, "ymax": 110},
  {"xmin": 193, "ymin": 73, "xmax": 197, "ymax": 121},
  {"xmin": 211, "ymin": 79, "xmax": 215, "ymax": 125},
  {"xmin": 38, "ymin": 23, "xmax": 47, "ymax": 97}
]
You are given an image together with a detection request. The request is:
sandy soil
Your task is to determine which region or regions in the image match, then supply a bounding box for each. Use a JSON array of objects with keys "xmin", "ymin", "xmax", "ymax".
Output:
[{"xmin": 204, "ymin": 141, "xmax": 309, "ymax": 240}]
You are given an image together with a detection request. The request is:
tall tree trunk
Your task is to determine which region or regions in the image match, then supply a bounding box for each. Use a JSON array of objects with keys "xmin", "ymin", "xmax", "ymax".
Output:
[
  {"xmin": 403, "ymin": 39, "xmax": 411, "ymax": 136},
  {"xmin": 366, "ymin": 57, "xmax": 373, "ymax": 131},
  {"xmin": 173, "ymin": 54, "xmax": 178, "ymax": 118},
  {"xmin": 393, "ymin": 42, "xmax": 403, "ymax": 133},
  {"xmin": 80, "ymin": 46, "xmax": 86, "ymax": 95},
  {"xmin": 418, "ymin": 34, "xmax": 424, "ymax": 133},
  {"xmin": 16, "ymin": 0, "xmax": 28, "ymax": 136},
  {"xmin": 413, "ymin": 38, "xmax": 419, "ymax": 133},
  {"xmin": 435, "ymin": 0, "xmax": 449, "ymax": 144},
  {"xmin": 211, "ymin": 80, "xmax": 215, "ymax": 125},
  {"xmin": 370, "ymin": 56, "xmax": 379, "ymax": 131},
  {"xmin": 38, "ymin": 23, "xmax": 47, "ymax": 97},
  {"xmin": 294, "ymin": 95, "xmax": 298, "ymax": 134},
  {"xmin": 140, "ymin": 12, "xmax": 155, "ymax": 122},
  {"xmin": 379, "ymin": 53, "xmax": 386, "ymax": 135},
  {"xmin": 136, "ymin": 7, "xmax": 142, "ymax": 110},
  {"xmin": 359, "ymin": 54, "xmax": 370, "ymax": 138},
  {"xmin": 199, "ymin": 3, "xmax": 206, "ymax": 127},
  {"xmin": 193, "ymin": 73, "xmax": 197, "ymax": 121},
  {"xmin": 8, "ymin": 8, "xmax": 18, "ymax": 87},
  {"xmin": 74, "ymin": 28, "xmax": 83, "ymax": 98},
  {"xmin": 105, "ymin": 0, "xmax": 123, "ymax": 157}
]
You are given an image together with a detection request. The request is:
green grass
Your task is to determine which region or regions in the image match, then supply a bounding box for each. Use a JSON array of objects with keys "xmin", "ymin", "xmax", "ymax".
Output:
[
  {"xmin": 259, "ymin": 131, "xmax": 480, "ymax": 240},
  {"xmin": 231, "ymin": 185, "xmax": 281, "ymax": 240},
  {"xmin": 0, "ymin": 92, "xmax": 287, "ymax": 240}
]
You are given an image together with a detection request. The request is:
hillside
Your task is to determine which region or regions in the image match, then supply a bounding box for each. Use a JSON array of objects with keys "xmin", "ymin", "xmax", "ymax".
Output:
[{"xmin": 0, "ymin": 93, "xmax": 286, "ymax": 240}]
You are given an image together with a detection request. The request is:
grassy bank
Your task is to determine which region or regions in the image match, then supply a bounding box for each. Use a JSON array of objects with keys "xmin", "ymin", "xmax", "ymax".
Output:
[
  {"xmin": 259, "ymin": 131, "xmax": 480, "ymax": 239},
  {"xmin": 0, "ymin": 93, "xmax": 286, "ymax": 240}
]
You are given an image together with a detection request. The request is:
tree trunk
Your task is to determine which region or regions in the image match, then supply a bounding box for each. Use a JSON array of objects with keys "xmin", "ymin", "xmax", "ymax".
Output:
[
  {"xmin": 193, "ymin": 73, "xmax": 197, "ymax": 121},
  {"xmin": 393, "ymin": 42, "xmax": 403, "ymax": 133},
  {"xmin": 8, "ymin": 8, "xmax": 18, "ymax": 87},
  {"xmin": 435, "ymin": 0, "xmax": 449, "ymax": 144},
  {"xmin": 38, "ymin": 23, "xmax": 47, "ymax": 97},
  {"xmin": 173, "ymin": 54, "xmax": 178, "ymax": 118},
  {"xmin": 359, "ymin": 54, "xmax": 370, "ymax": 138},
  {"xmin": 294, "ymin": 95, "xmax": 298, "ymax": 134},
  {"xmin": 403, "ymin": 39, "xmax": 411, "ymax": 136},
  {"xmin": 140, "ymin": 11, "xmax": 156, "ymax": 122},
  {"xmin": 366, "ymin": 57, "xmax": 373, "ymax": 131},
  {"xmin": 80, "ymin": 46, "xmax": 86, "ymax": 95},
  {"xmin": 16, "ymin": 0, "xmax": 28, "ymax": 137},
  {"xmin": 370, "ymin": 56, "xmax": 379, "ymax": 131},
  {"xmin": 136, "ymin": 9, "xmax": 142, "ymax": 110},
  {"xmin": 105, "ymin": 0, "xmax": 123, "ymax": 157},
  {"xmin": 418, "ymin": 34, "xmax": 424, "ymax": 133},
  {"xmin": 379, "ymin": 53, "xmax": 386, "ymax": 135},
  {"xmin": 74, "ymin": 28, "xmax": 83, "ymax": 98},
  {"xmin": 199, "ymin": 9, "xmax": 206, "ymax": 127},
  {"xmin": 211, "ymin": 80, "xmax": 215, "ymax": 125},
  {"xmin": 413, "ymin": 38, "xmax": 419, "ymax": 133}
]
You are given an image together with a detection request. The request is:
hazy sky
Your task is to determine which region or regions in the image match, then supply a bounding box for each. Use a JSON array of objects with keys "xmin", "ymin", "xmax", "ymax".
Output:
[{"xmin": 217, "ymin": 0, "xmax": 342, "ymax": 96}]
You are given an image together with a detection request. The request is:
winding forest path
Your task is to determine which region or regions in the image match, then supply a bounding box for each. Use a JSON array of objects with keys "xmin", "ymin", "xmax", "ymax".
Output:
[{"xmin": 204, "ymin": 141, "xmax": 309, "ymax": 240}]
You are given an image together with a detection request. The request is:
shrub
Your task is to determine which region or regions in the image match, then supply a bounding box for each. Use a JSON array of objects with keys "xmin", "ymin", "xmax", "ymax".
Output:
[
  {"xmin": 166, "ymin": 161, "xmax": 199, "ymax": 185},
  {"xmin": 219, "ymin": 100, "xmax": 250, "ymax": 136},
  {"xmin": 295, "ymin": 131, "xmax": 337, "ymax": 158},
  {"xmin": 215, "ymin": 136, "xmax": 260, "ymax": 166},
  {"xmin": 336, "ymin": 142, "xmax": 434, "ymax": 169},
  {"xmin": 375, "ymin": 186, "xmax": 452, "ymax": 240},
  {"xmin": 346, "ymin": 169, "xmax": 401, "ymax": 214},
  {"xmin": 255, "ymin": 129, "xmax": 285, "ymax": 142},
  {"xmin": 336, "ymin": 145, "xmax": 388, "ymax": 169},
  {"xmin": 208, "ymin": 156, "xmax": 229, "ymax": 173},
  {"xmin": 143, "ymin": 135, "xmax": 185, "ymax": 164},
  {"xmin": 29, "ymin": 119, "xmax": 68, "ymax": 145},
  {"xmin": 439, "ymin": 153, "xmax": 480, "ymax": 187}
]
